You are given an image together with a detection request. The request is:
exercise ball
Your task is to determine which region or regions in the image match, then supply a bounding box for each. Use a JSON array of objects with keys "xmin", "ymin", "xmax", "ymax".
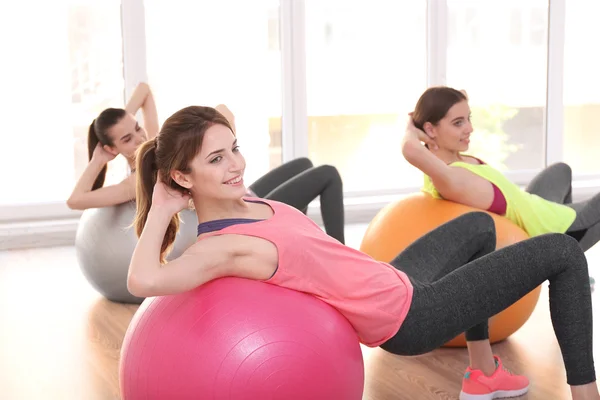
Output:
[
  {"xmin": 75, "ymin": 201, "xmax": 198, "ymax": 304},
  {"xmin": 360, "ymin": 192, "xmax": 541, "ymax": 347},
  {"xmin": 119, "ymin": 277, "xmax": 364, "ymax": 400}
]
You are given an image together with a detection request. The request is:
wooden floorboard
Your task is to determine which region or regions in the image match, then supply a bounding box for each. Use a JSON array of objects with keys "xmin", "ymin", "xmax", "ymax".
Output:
[{"xmin": 1, "ymin": 241, "xmax": 599, "ymax": 399}]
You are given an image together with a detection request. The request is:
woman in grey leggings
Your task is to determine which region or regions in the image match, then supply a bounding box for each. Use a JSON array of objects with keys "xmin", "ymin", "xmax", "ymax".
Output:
[{"xmin": 247, "ymin": 157, "xmax": 345, "ymax": 244}]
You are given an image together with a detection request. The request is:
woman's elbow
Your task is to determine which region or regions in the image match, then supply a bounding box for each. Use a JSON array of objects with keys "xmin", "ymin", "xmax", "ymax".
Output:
[
  {"xmin": 401, "ymin": 140, "xmax": 413, "ymax": 160},
  {"xmin": 401, "ymin": 141, "xmax": 422, "ymax": 166},
  {"xmin": 127, "ymin": 273, "xmax": 155, "ymax": 298},
  {"xmin": 66, "ymin": 196, "xmax": 85, "ymax": 210}
]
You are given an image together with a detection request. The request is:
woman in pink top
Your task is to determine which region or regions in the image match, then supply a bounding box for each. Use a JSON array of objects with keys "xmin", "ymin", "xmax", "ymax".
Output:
[{"xmin": 128, "ymin": 106, "xmax": 598, "ymax": 400}]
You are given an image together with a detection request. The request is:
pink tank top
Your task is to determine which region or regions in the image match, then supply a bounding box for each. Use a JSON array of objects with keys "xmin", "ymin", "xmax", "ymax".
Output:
[{"xmin": 198, "ymin": 198, "xmax": 414, "ymax": 347}]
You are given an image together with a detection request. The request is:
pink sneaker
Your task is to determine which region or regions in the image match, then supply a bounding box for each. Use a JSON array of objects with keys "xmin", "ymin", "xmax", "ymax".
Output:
[{"xmin": 459, "ymin": 356, "xmax": 529, "ymax": 400}]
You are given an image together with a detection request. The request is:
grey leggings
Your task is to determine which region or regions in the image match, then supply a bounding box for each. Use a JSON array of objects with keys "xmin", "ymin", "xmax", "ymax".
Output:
[
  {"xmin": 381, "ymin": 212, "xmax": 594, "ymax": 385},
  {"xmin": 248, "ymin": 158, "xmax": 345, "ymax": 244},
  {"xmin": 525, "ymin": 162, "xmax": 600, "ymax": 252}
]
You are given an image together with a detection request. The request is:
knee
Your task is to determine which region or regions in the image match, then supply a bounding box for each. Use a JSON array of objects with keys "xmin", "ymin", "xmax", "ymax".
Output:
[
  {"xmin": 472, "ymin": 212, "xmax": 496, "ymax": 248},
  {"xmin": 545, "ymin": 233, "xmax": 587, "ymax": 271},
  {"xmin": 446, "ymin": 212, "xmax": 496, "ymax": 252},
  {"xmin": 317, "ymin": 164, "xmax": 342, "ymax": 184},
  {"xmin": 550, "ymin": 162, "xmax": 572, "ymax": 180},
  {"xmin": 295, "ymin": 157, "xmax": 314, "ymax": 169},
  {"xmin": 561, "ymin": 233, "xmax": 586, "ymax": 265},
  {"xmin": 462, "ymin": 212, "xmax": 496, "ymax": 238},
  {"xmin": 552, "ymin": 162, "xmax": 571, "ymax": 171}
]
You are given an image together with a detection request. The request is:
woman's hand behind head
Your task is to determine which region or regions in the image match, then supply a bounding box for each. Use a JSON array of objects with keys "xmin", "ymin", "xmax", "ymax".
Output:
[
  {"xmin": 215, "ymin": 104, "xmax": 236, "ymax": 134},
  {"xmin": 91, "ymin": 142, "xmax": 117, "ymax": 164},
  {"xmin": 151, "ymin": 178, "xmax": 191, "ymax": 216},
  {"xmin": 405, "ymin": 113, "xmax": 438, "ymax": 150}
]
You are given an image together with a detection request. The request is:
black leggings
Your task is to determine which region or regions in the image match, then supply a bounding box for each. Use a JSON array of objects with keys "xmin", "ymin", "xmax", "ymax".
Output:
[
  {"xmin": 525, "ymin": 162, "xmax": 600, "ymax": 252},
  {"xmin": 248, "ymin": 158, "xmax": 345, "ymax": 244},
  {"xmin": 380, "ymin": 212, "xmax": 594, "ymax": 386}
]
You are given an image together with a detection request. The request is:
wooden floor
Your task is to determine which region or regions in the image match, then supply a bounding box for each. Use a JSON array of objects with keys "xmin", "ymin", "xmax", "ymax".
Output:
[{"xmin": 2, "ymin": 228, "xmax": 600, "ymax": 399}]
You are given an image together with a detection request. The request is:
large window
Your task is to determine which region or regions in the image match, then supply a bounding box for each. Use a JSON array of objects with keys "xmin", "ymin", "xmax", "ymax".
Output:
[
  {"xmin": 5, "ymin": 0, "xmax": 600, "ymax": 227},
  {"xmin": 563, "ymin": 2, "xmax": 600, "ymax": 174},
  {"xmin": 144, "ymin": 0, "xmax": 283, "ymax": 186},
  {"xmin": 304, "ymin": 1, "xmax": 427, "ymax": 192},
  {"xmin": 446, "ymin": 0, "xmax": 548, "ymax": 171},
  {"xmin": 0, "ymin": 1, "xmax": 124, "ymax": 206}
]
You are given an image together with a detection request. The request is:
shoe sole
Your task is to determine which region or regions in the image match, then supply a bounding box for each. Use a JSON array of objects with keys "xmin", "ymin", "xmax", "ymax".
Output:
[{"xmin": 459, "ymin": 386, "xmax": 529, "ymax": 400}]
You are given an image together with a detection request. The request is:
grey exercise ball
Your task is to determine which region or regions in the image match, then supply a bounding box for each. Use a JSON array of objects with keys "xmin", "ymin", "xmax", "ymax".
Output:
[{"xmin": 75, "ymin": 201, "xmax": 198, "ymax": 304}]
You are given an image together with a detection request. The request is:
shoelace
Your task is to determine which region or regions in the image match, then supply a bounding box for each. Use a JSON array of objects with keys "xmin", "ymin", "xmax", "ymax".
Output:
[
  {"xmin": 496, "ymin": 358, "xmax": 516, "ymax": 376},
  {"xmin": 464, "ymin": 360, "xmax": 514, "ymax": 379}
]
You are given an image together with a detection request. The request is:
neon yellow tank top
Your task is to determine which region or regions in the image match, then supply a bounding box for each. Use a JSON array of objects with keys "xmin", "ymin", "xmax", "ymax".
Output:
[{"xmin": 422, "ymin": 161, "xmax": 576, "ymax": 237}]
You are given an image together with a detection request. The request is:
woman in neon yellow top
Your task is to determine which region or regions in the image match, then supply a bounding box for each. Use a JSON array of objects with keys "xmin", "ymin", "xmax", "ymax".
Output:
[{"xmin": 401, "ymin": 86, "xmax": 600, "ymax": 253}]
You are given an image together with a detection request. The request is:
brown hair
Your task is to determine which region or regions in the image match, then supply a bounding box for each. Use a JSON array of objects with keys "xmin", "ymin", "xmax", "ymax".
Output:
[
  {"xmin": 412, "ymin": 86, "xmax": 467, "ymax": 130},
  {"xmin": 87, "ymin": 108, "xmax": 127, "ymax": 190},
  {"xmin": 134, "ymin": 106, "xmax": 233, "ymax": 263}
]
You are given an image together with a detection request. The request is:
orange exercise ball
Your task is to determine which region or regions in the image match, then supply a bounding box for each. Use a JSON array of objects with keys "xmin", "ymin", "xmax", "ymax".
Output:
[{"xmin": 360, "ymin": 192, "xmax": 541, "ymax": 347}]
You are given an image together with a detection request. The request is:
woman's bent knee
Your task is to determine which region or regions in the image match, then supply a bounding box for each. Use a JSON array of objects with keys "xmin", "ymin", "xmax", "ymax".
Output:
[
  {"xmin": 295, "ymin": 157, "xmax": 314, "ymax": 169},
  {"xmin": 453, "ymin": 212, "xmax": 496, "ymax": 241},
  {"xmin": 317, "ymin": 164, "xmax": 342, "ymax": 183},
  {"xmin": 539, "ymin": 233, "xmax": 587, "ymax": 271},
  {"xmin": 548, "ymin": 162, "xmax": 572, "ymax": 179}
]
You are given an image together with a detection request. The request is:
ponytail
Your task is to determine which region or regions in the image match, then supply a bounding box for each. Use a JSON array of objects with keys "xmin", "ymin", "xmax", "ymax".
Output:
[
  {"xmin": 134, "ymin": 139, "xmax": 181, "ymax": 264},
  {"xmin": 87, "ymin": 120, "xmax": 107, "ymax": 190}
]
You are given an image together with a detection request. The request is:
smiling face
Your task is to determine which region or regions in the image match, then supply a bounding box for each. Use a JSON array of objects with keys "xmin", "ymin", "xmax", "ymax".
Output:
[
  {"xmin": 178, "ymin": 124, "xmax": 247, "ymax": 200},
  {"xmin": 106, "ymin": 112, "xmax": 148, "ymax": 160},
  {"xmin": 425, "ymin": 100, "xmax": 473, "ymax": 153}
]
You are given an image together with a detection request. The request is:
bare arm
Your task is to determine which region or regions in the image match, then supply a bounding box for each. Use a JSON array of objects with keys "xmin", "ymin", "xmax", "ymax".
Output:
[
  {"xmin": 401, "ymin": 120, "xmax": 494, "ymax": 209},
  {"xmin": 402, "ymin": 138, "xmax": 453, "ymax": 186},
  {"xmin": 127, "ymin": 207, "xmax": 240, "ymax": 298},
  {"xmin": 67, "ymin": 173, "xmax": 136, "ymax": 210},
  {"xmin": 67, "ymin": 142, "xmax": 136, "ymax": 209},
  {"xmin": 401, "ymin": 127, "xmax": 465, "ymax": 197},
  {"xmin": 125, "ymin": 82, "xmax": 159, "ymax": 139},
  {"xmin": 215, "ymin": 104, "xmax": 236, "ymax": 134},
  {"xmin": 67, "ymin": 175, "xmax": 135, "ymax": 210}
]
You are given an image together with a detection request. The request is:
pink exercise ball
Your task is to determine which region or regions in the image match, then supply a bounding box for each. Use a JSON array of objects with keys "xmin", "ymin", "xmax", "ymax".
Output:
[{"xmin": 119, "ymin": 277, "xmax": 365, "ymax": 400}]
